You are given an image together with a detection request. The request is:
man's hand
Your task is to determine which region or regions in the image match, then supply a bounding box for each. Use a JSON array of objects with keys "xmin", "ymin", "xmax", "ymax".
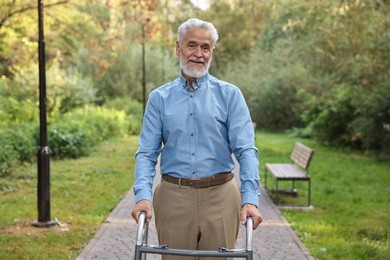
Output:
[
  {"xmin": 131, "ymin": 200, "xmax": 153, "ymax": 224},
  {"xmin": 240, "ymin": 204, "xmax": 263, "ymax": 230}
]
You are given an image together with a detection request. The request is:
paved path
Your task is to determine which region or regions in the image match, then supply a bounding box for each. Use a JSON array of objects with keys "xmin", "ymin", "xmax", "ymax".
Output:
[{"xmin": 77, "ymin": 161, "xmax": 314, "ymax": 259}]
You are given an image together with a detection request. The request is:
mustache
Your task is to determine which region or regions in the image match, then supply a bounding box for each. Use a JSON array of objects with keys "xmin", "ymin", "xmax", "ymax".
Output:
[{"xmin": 189, "ymin": 57, "xmax": 205, "ymax": 63}]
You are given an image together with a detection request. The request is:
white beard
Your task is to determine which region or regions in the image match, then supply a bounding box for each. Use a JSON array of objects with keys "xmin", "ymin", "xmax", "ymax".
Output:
[{"xmin": 179, "ymin": 54, "xmax": 212, "ymax": 79}]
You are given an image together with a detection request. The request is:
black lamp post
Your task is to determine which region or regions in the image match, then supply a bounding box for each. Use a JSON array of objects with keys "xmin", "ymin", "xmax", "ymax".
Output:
[
  {"xmin": 32, "ymin": 0, "xmax": 56, "ymax": 228},
  {"xmin": 141, "ymin": 18, "xmax": 149, "ymax": 114}
]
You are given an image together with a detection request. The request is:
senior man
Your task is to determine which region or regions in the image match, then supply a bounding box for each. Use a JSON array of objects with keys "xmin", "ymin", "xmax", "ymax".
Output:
[{"xmin": 132, "ymin": 18, "xmax": 262, "ymax": 260}]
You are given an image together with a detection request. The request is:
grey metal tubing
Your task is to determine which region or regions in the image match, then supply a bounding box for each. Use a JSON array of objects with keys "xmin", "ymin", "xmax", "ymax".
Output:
[
  {"xmin": 134, "ymin": 212, "xmax": 254, "ymax": 259},
  {"xmin": 137, "ymin": 247, "xmax": 251, "ymax": 257},
  {"xmin": 135, "ymin": 212, "xmax": 148, "ymax": 260},
  {"xmin": 246, "ymin": 216, "xmax": 253, "ymax": 251}
]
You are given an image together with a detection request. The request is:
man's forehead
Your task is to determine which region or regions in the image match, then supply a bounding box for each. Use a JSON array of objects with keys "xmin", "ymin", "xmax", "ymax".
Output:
[{"xmin": 184, "ymin": 28, "xmax": 212, "ymax": 44}]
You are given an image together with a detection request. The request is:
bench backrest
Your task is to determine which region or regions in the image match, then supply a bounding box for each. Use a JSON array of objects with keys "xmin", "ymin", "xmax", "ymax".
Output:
[{"xmin": 290, "ymin": 142, "xmax": 314, "ymax": 171}]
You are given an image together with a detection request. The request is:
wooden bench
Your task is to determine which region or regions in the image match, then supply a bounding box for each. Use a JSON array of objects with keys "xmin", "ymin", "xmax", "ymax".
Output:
[{"xmin": 265, "ymin": 142, "xmax": 314, "ymax": 206}]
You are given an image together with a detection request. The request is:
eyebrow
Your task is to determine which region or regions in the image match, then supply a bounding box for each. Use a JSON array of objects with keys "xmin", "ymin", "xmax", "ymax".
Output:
[{"xmin": 187, "ymin": 41, "xmax": 211, "ymax": 47}]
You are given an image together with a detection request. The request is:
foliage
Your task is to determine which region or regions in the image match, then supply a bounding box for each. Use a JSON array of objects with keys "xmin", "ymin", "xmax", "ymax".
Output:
[
  {"xmin": 0, "ymin": 124, "xmax": 37, "ymax": 177},
  {"xmin": 0, "ymin": 97, "xmax": 38, "ymax": 127},
  {"xmin": 104, "ymin": 97, "xmax": 143, "ymax": 135},
  {"xmin": 0, "ymin": 136, "xmax": 137, "ymax": 258},
  {"xmin": 76, "ymin": 41, "xmax": 178, "ymax": 101},
  {"xmin": 294, "ymin": 0, "xmax": 390, "ymax": 152},
  {"xmin": 0, "ymin": 105, "xmax": 131, "ymax": 175},
  {"xmin": 0, "ymin": 0, "xmax": 83, "ymax": 76},
  {"xmin": 0, "ymin": 0, "xmax": 389, "ymax": 155},
  {"xmin": 71, "ymin": 0, "xmax": 178, "ymax": 100},
  {"xmin": 1, "ymin": 59, "xmax": 97, "ymax": 119},
  {"xmin": 48, "ymin": 106, "xmax": 128, "ymax": 158},
  {"xmin": 224, "ymin": 38, "xmax": 311, "ymax": 130},
  {"xmin": 352, "ymin": 82, "xmax": 390, "ymax": 154},
  {"xmin": 225, "ymin": 0, "xmax": 390, "ymax": 154}
]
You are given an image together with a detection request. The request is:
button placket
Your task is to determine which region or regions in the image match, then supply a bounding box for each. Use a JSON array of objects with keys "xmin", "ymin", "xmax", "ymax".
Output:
[{"xmin": 189, "ymin": 91, "xmax": 196, "ymax": 176}]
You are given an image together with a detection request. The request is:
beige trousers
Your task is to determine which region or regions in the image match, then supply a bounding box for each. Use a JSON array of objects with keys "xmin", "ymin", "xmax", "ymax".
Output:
[{"xmin": 153, "ymin": 178, "xmax": 241, "ymax": 260}]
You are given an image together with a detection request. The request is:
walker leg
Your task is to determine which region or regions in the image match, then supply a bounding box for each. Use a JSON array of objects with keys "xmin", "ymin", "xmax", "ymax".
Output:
[{"xmin": 134, "ymin": 245, "xmax": 142, "ymax": 260}]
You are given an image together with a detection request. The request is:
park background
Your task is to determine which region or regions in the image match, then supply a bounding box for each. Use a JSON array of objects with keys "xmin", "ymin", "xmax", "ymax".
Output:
[{"xmin": 0, "ymin": 0, "xmax": 389, "ymax": 259}]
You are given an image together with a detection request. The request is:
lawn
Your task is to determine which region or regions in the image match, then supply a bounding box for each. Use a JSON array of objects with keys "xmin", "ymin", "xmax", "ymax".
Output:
[
  {"xmin": 0, "ymin": 136, "xmax": 138, "ymax": 259},
  {"xmin": 0, "ymin": 132, "xmax": 389, "ymax": 259},
  {"xmin": 257, "ymin": 131, "xmax": 390, "ymax": 259}
]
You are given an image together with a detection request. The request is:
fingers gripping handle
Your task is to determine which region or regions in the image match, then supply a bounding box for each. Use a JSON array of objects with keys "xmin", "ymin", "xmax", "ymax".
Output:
[{"xmin": 136, "ymin": 212, "xmax": 148, "ymax": 246}]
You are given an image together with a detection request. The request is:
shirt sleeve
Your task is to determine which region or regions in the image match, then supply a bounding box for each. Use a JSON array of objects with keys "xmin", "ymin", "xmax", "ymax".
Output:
[
  {"xmin": 227, "ymin": 87, "xmax": 260, "ymax": 207},
  {"xmin": 133, "ymin": 92, "xmax": 163, "ymax": 203}
]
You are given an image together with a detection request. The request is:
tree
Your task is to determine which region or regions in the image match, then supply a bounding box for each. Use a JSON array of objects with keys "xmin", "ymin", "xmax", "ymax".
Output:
[{"xmin": 0, "ymin": 0, "xmax": 71, "ymax": 76}]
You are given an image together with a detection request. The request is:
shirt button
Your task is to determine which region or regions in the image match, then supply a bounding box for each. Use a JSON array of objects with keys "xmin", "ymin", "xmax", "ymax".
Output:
[
  {"xmin": 192, "ymin": 153, "xmax": 195, "ymax": 156},
  {"xmin": 191, "ymin": 133, "xmax": 194, "ymax": 136},
  {"xmin": 192, "ymin": 171, "xmax": 195, "ymax": 174},
  {"xmin": 190, "ymin": 113, "xmax": 193, "ymax": 116},
  {"xmin": 190, "ymin": 95, "xmax": 193, "ymax": 98}
]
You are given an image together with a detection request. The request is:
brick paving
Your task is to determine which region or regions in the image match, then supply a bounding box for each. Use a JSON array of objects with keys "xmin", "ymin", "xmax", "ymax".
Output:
[{"xmin": 77, "ymin": 161, "xmax": 314, "ymax": 260}]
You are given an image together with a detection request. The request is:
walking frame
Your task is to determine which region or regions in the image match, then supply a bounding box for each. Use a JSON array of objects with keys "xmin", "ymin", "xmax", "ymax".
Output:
[{"xmin": 134, "ymin": 212, "xmax": 254, "ymax": 259}]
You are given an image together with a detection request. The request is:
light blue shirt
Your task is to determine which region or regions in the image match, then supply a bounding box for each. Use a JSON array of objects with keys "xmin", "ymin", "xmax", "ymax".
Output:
[{"xmin": 134, "ymin": 72, "xmax": 260, "ymax": 207}]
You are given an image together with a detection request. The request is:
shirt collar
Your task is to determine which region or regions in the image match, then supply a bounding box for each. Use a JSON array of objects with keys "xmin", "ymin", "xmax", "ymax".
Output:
[{"xmin": 179, "ymin": 71, "xmax": 209, "ymax": 91}]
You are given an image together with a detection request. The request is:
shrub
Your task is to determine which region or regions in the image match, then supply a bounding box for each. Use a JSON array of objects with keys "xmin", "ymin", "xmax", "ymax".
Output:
[
  {"xmin": 3, "ymin": 59, "xmax": 97, "ymax": 120},
  {"xmin": 104, "ymin": 97, "xmax": 143, "ymax": 135},
  {"xmin": 0, "ymin": 106, "xmax": 129, "ymax": 175},
  {"xmin": 48, "ymin": 106, "xmax": 128, "ymax": 158},
  {"xmin": 0, "ymin": 124, "xmax": 38, "ymax": 177},
  {"xmin": 352, "ymin": 82, "xmax": 390, "ymax": 154},
  {"xmin": 0, "ymin": 97, "xmax": 38, "ymax": 127},
  {"xmin": 305, "ymin": 97, "xmax": 357, "ymax": 147}
]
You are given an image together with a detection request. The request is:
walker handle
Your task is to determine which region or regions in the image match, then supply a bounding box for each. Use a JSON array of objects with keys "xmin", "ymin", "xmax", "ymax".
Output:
[
  {"xmin": 136, "ymin": 212, "xmax": 148, "ymax": 246},
  {"xmin": 246, "ymin": 216, "xmax": 253, "ymax": 251}
]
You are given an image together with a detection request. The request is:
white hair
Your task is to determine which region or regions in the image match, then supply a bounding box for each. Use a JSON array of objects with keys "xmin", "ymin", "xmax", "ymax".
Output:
[{"xmin": 177, "ymin": 18, "xmax": 219, "ymax": 47}]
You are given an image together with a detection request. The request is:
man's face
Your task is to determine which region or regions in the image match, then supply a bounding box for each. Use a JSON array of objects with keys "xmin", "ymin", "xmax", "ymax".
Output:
[{"xmin": 176, "ymin": 27, "xmax": 214, "ymax": 80}]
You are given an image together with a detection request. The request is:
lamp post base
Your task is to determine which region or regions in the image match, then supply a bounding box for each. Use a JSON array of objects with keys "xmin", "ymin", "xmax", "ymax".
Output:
[{"xmin": 32, "ymin": 219, "xmax": 58, "ymax": 228}]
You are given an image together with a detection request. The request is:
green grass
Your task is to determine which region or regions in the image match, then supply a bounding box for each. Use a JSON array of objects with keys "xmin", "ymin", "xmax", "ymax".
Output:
[
  {"xmin": 1, "ymin": 133, "xmax": 389, "ymax": 259},
  {"xmin": 257, "ymin": 131, "xmax": 390, "ymax": 259},
  {"xmin": 0, "ymin": 136, "xmax": 138, "ymax": 259}
]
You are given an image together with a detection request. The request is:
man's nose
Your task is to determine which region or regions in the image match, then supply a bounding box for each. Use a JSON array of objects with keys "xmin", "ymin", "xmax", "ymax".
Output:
[{"xmin": 193, "ymin": 46, "xmax": 202, "ymax": 56}]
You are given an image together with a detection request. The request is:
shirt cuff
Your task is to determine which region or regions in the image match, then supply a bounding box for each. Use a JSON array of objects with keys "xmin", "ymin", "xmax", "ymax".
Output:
[
  {"xmin": 241, "ymin": 192, "xmax": 260, "ymax": 208},
  {"xmin": 135, "ymin": 190, "xmax": 152, "ymax": 204}
]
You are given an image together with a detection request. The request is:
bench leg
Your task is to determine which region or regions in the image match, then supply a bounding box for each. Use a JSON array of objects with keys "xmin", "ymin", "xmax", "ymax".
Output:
[
  {"xmin": 275, "ymin": 180, "xmax": 279, "ymax": 205},
  {"xmin": 308, "ymin": 179, "xmax": 311, "ymax": 206},
  {"xmin": 264, "ymin": 168, "xmax": 268, "ymax": 189}
]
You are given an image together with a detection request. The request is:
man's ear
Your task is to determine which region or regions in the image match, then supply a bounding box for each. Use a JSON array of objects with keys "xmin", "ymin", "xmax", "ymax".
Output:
[{"xmin": 175, "ymin": 41, "xmax": 180, "ymax": 57}]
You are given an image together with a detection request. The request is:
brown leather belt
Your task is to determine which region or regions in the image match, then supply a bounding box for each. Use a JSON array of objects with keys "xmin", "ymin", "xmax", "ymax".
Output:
[{"xmin": 162, "ymin": 172, "xmax": 234, "ymax": 189}]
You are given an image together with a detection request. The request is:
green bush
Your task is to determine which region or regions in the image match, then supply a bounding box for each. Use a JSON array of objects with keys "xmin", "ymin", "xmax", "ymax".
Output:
[
  {"xmin": 305, "ymin": 97, "xmax": 357, "ymax": 147},
  {"xmin": 352, "ymin": 82, "xmax": 390, "ymax": 154},
  {"xmin": 0, "ymin": 106, "xmax": 129, "ymax": 175},
  {"xmin": 48, "ymin": 123, "xmax": 91, "ymax": 158},
  {"xmin": 0, "ymin": 124, "xmax": 38, "ymax": 177},
  {"xmin": 48, "ymin": 106, "xmax": 128, "ymax": 158},
  {"xmin": 0, "ymin": 97, "xmax": 38, "ymax": 127},
  {"xmin": 104, "ymin": 97, "xmax": 143, "ymax": 135},
  {"xmin": 0, "ymin": 145, "xmax": 19, "ymax": 177},
  {"xmin": 2, "ymin": 60, "xmax": 97, "ymax": 120}
]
